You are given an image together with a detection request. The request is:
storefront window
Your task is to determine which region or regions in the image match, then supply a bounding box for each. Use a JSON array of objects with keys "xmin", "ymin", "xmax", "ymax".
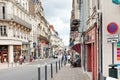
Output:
[
  {"xmin": 0, "ymin": 46, "xmax": 8, "ymax": 63},
  {"xmin": 13, "ymin": 45, "xmax": 21, "ymax": 62}
]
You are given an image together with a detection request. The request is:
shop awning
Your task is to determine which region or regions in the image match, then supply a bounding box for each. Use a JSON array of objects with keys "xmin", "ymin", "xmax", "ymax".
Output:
[{"xmin": 71, "ymin": 43, "xmax": 81, "ymax": 54}]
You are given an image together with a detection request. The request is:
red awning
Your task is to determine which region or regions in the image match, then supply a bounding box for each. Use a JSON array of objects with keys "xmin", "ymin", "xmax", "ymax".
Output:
[{"xmin": 71, "ymin": 43, "xmax": 81, "ymax": 54}]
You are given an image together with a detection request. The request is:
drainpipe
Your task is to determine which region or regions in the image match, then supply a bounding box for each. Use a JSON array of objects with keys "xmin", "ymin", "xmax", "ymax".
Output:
[
  {"xmin": 97, "ymin": 0, "xmax": 103, "ymax": 79},
  {"xmin": 79, "ymin": 0, "xmax": 86, "ymax": 71}
]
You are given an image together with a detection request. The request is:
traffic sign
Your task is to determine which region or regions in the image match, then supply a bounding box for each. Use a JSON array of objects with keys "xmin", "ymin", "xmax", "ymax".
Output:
[
  {"xmin": 107, "ymin": 22, "xmax": 118, "ymax": 34},
  {"xmin": 107, "ymin": 34, "xmax": 119, "ymax": 43}
]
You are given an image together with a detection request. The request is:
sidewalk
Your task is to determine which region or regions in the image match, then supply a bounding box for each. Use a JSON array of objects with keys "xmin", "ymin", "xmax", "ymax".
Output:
[{"xmin": 48, "ymin": 64, "xmax": 91, "ymax": 80}]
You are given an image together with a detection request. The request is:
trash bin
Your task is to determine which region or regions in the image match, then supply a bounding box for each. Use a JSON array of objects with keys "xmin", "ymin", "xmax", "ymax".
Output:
[
  {"xmin": 109, "ymin": 64, "xmax": 118, "ymax": 79},
  {"xmin": 117, "ymin": 64, "xmax": 120, "ymax": 79}
]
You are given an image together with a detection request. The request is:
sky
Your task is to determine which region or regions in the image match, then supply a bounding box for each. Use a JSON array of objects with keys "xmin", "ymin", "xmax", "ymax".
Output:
[{"xmin": 41, "ymin": 0, "xmax": 72, "ymax": 46}]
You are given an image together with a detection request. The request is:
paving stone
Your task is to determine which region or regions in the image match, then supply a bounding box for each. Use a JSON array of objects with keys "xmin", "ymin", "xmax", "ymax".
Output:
[{"xmin": 48, "ymin": 64, "xmax": 91, "ymax": 80}]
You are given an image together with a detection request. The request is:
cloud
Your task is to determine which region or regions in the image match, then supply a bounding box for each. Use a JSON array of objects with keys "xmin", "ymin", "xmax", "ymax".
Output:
[
  {"xmin": 41, "ymin": 0, "xmax": 72, "ymax": 46},
  {"xmin": 49, "ymin": 17, "xmax": 70, "ymax": 45}
]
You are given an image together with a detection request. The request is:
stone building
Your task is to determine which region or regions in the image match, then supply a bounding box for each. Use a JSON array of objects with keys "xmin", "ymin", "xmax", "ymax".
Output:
[
  {"xmin": 80, "ymin": 0, "xmax": 120, "ymax": 80},
  {"xmin": 0, "ymin": 0, "xmax": 31, "ymax": 63}
]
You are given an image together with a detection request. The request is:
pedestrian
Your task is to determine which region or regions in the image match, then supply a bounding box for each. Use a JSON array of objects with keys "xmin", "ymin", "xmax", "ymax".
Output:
[
  {"xmin": 29, "ymin": 55, "xmax": 33, "ymax": 62},
  {"xmin": 61, "ymin": 54, "xmax": 67, "ymax": 65},
  {"xmin": 23, "ymin": 55, "xmax": 26, "ymax": 63},
  {"xmin": 67, "ymin": 54, "xmax": 71, "ymax": 63},
  {"xmin": 19, "ymin": 55, "xmax": 23, "ymax": 65},
  {"xmin": 70, "ymin": 57, "xmax": 73, "ymax": 67}
]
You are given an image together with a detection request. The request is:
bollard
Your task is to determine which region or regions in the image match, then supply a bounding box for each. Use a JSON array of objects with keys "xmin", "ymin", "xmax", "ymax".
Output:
[
  {"xmin": 15, "ymin": 62, "xmax": 17, "ymax": 67},
  {"xmin": 51, "ymin": 63, "xmax": 53, "ymax": 78},
  {"xmin": 61, "ymin": 60, "xmax": 62, "ymax": 67},
  {"xmin": 38, "ymin": 64, "xmax": 41, "ymax": 80},
  {"xmin": 45, "ymin": 64, "xmax": 47, "ymax": 80},
  {"xmin": 12, "ymin": 63, "xmax": 13, "ymax": 67},
  {"xmin": 56, "ymin": 61, "xmax": 58, "ymax": 73},
  {"xmin": 59, "ymin": 60, "xmax": 60, "ymax": 70}
]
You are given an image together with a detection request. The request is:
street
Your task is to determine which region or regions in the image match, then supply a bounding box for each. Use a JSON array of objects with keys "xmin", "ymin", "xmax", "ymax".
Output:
[{"xmin": 0, "ymin": 58, "xmax": 61, "ymax": 80}]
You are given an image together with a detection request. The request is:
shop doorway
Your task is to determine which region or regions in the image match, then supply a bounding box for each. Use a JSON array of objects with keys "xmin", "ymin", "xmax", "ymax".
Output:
[
  {"xmin": 87, "ymin": 44, "xmax": 92, "ymax": 72},
  {"xmin": 0, "ymin": 45, "xmax": 8, "ymax": 63}
]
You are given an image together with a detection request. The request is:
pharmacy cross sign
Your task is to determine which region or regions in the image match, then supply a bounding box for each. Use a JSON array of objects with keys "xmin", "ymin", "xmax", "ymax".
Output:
[{"xmin": 107, "ymin": 22, "xmax": 118, "ymax": 34}]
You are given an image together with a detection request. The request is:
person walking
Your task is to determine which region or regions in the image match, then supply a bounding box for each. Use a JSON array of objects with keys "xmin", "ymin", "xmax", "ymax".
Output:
[
  {"xmin": 19, "ymin": 55, "xmax": 23, "ymax": 65},
  {"xmin": 67, "ymin": 54, "xmax": 71, "ymax": 63},
  {"xmin": 61, "ymin": 54, "xmax": 67, "ymax": 65},
  {"xmin": 29, "ymin": 55, "xmax": 33, "ymax": 62}
]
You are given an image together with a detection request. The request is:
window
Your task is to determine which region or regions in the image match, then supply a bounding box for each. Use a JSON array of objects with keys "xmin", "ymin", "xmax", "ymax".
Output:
[
  {"xmin": 13, "ymin": 27, "xmax": 16, "ymax": 37},
  {"xmin": 0, "ymin": 26, "xmax": 7, "ymax": 36},
  {"xmin": 21, "ymin": 33, "xmax": 23, "ymax": 39},
  {"xmin": 2, "ymin": 6, "xmax": 5, "ymax": 19}
]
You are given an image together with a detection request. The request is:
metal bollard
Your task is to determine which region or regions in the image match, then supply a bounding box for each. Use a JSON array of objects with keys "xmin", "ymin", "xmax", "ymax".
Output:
[
  {"xmin": 51, "ymin": 63, "xmax": 53, "ymax": 78},
  {"xmin": 61, "ymin": 60, "xmax": 62, "ymax": 67},
  {"xmin": 56, "ymin": 61, "xmax": 58, "ymax": 73},
  {"xmin": 45, "ymin": 65, "xmax": 47, "ymax": 80},
  {"xmin": 38, "ymin": 64, "xmax": 41, "ymax": 80},
  {"xmin": 59, "ymin": 60, "xmax": 60, "ymax": 70}
]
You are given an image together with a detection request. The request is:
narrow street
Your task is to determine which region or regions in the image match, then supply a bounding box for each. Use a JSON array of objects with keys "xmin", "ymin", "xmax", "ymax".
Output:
[
  {"xmin": 0, "ymin": 58, "xmax": 91, "ymax": 80},
  {"xmin": 0, "ymin": 58, "xmax": 59, "ymax": 80},
  {"xmin": 1, "ymin": 0, "xmax": 120, "ymax": 80}
]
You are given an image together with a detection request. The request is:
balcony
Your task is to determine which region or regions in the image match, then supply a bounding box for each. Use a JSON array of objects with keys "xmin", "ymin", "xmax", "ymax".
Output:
[
  {"xmin": 0, "ymin": 14, "xmax": 32, "ymax": 29},
  {"xmin": 10, "ymin": 0, "xmax": 28, "ymax": 13}
]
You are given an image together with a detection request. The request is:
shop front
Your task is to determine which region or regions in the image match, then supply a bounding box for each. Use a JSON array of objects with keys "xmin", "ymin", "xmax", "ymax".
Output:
[
  {"xmin": 13, "ymin": 45, "xmax": 21, "ymax": 63},
  {"xmin": 84, "ymin": 26, "xmax": 97, "ymax": 80},
  {"xmin": 0, "ymin": 45, "xmax": 8, "ymax": 63}
]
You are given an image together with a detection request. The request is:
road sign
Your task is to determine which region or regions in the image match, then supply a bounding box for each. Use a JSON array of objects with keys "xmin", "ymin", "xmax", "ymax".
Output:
[
  {"xmin": 107, "ymin": 39, "xmax": 118, "ymax": 43},
  {"xmin": 107, "ymin": 34, "xmax": 119, "ymax": 43},
  {"xmin": 107, "ymin": 22, "xmax": 118, "ymax": 34}
]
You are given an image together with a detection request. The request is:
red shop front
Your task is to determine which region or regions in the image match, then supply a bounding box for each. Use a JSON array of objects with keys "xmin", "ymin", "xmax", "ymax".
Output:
[{"xmin": 85, "ymin": 26, "xmax": 97, "ymax": 80}]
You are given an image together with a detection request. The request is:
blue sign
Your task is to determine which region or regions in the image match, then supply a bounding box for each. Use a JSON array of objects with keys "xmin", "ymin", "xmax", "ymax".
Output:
[
  {"xmin": 112, "ymin": 0, "xmax": 120, "ymax": 4},
  {"xmin": 118, "ymin": 41, "xmax": 120, "ymax": 44}
]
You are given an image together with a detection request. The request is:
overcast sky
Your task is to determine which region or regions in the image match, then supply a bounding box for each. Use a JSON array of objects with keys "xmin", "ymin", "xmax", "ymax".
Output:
[{"xmin": 41, "ymin": 0, "xmax": 72, "ymax": 46}]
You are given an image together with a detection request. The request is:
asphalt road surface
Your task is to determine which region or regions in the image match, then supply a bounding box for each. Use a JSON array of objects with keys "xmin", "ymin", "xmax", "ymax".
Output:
[{"xmin": 0, "ymin": 58, "xmax": 61, "ymax": 80}]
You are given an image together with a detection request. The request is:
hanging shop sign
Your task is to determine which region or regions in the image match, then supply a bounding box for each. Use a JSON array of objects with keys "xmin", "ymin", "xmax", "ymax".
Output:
[
  {"xmin": 107, "ymin": 22, "xmax": 118, "ymax": 34},
  {"xmin": 112, "ymin": 0, "xmax": 120, "ymax": 4},
  {"xmin": 117, "ymin": 41, "xmax": 120, "ymax": 60}
]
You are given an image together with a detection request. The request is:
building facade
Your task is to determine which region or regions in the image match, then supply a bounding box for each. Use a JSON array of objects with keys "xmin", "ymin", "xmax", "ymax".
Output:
[
  {"xmin": 49, "ymin": 25, "xmax": 64, "ymax": 56},
  {"xmin": 99, "ymin": 0, "xmax": 120, "ymax": 78},
  {"xmin": 29, "ymin": 0, "xmax": 51, "ymax": 59},
  {"xmin": 70, "ymin": 0, "xmax": 80, "ymax": 54},
  {"xmin": 80, "ymin": 0, "xmax": 120, "ymax": 80},
  {"xmin": 0, "ymin": 0, "xmax": 31, "ymax": 63}
]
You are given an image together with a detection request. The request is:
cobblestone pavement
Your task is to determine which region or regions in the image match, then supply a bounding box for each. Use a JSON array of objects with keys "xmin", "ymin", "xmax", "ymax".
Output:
[{"xmin": 48, "ymin": 64, "xmax": 91, "ymax": 80}]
